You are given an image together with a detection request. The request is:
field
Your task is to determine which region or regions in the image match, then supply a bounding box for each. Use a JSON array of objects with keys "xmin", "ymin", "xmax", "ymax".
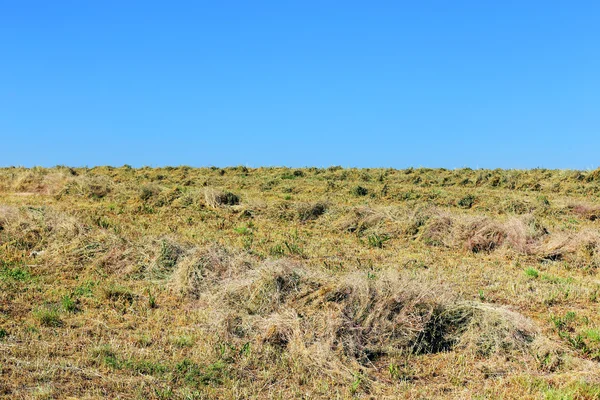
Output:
[{"xmin": 2, "ymin": 166, "xmax": 600, "ymax": 399}]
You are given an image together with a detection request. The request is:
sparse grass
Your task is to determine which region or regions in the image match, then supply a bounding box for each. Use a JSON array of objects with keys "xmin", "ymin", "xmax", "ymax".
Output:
[{"xmin": 2, "ymin": 166, "xmax": 600, "ymax": 398}]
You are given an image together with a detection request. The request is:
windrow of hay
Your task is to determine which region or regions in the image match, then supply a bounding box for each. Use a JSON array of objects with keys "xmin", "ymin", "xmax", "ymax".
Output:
[
  {"xmin": 0, "ymin": 205, "xmax": 136, "ymax": 273},
  {"xmin": 167, "ymin": 248, "xmax": 557, "ymax": 381},
  {"xmin": 56, "ymin": 175, "xmax": 113, "ymax": 199},
  {"xmin": 7, "ymin": 169, "xmax": 73, "ymax": 195},
  {"xmin": 337, "ymin": 206, "xmax": 399, "ymax": 234},
  {"xmin": 169, "ymin": 245, "xmax": 255, "ymax": 298},
  {"xmin": 537, "ymin": 229, "xmax": 600, "ymax": 267},
  {"xmin": 0, "ymin": 205, "xmax": 85, "ymax": 252},
  {"xmin": 415, "ymin": 209, "xmax": 555, "ymax": 256},
  {"xmin": 569, "ymin": 203, "xmax": 600, "ymax": 221}
]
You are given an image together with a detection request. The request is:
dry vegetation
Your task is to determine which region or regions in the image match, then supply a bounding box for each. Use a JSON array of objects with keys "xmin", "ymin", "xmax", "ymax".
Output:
[{"xmin": 2, "ymin": 166, "xmax": 600, "ymax": 399}]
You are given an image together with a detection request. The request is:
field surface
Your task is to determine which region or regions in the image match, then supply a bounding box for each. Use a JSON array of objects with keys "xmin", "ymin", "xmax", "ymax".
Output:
[{"xmin": 2, "ymin": 166, "xmax": 600, "ymax": 399}]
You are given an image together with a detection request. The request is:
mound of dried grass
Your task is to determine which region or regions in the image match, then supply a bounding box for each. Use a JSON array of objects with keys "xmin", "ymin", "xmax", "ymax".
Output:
[
  {"xmin": 0, "ymin": 206, "xmax": 85, "ymax": 252},
  {"xmin": 537, "ymin": 230, "xmax": 600, "ymax": 268},
  {"xmin": 338, "ymin": 206, "xmax": 396, "ymax": 233},
  {"xmin": 457, "ymin": 217, "xmax": 507, "ymax": 253},
  {"xmin": 503, "ymin": 215, "xmax": 549, "ymax": 255},
  {"xmin": 418, "ymin": 211, "xmax": 454, "ymax": 247},
  {"xmin": 569, "ymin": 203, "xmax": 600, "ymax": 221},
  {"xmin": 170, "ymin": 245, "xmax": 255, "ymax": 298},
  {"xmin": 180, "ymin": 254, "xmax": 550, "ymax": 381},
  {"xmin": 296, "ymin": 202, "xmax": 328, "ymax": 222},
  {"xmin": 204, "ymin": 188, "xmax": 240, "ymax": 208},
  {"xmin": 11, "ymin": 169, "xmax": 70, "ymax": 195},
  {"xmin": 56, "ymin": 175, "xmax": 113, "ymax": 199},
  {"xmin": 417, "ymin": 213, "xmax": 549, "ymax": 255}
]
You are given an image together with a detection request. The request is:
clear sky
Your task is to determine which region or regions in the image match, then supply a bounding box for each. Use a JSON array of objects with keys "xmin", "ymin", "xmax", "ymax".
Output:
[{"xmin": 2, "ymin": 2, "xmax": 599, "ymax": 169}]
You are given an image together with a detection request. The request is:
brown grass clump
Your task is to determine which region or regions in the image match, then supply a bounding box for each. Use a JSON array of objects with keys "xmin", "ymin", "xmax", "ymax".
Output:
[
  {"xmin": 170, "ymin": 245, "xmax": 254, "ymax": 298},
  {"xmin": 454, "ymin": 217, "xmax": 507, "ymax": 253},
  {"xmin": 569, "ymin": 203, "xmax": 600, "ymax": 221},
  {"xmin": 296, "ymin": 201, "xmax": 328, "ymax": 222},
  {"xmin": 11, "ymin": 169, "xmax": 70, "ymax": 194},
  {"xmin": 537, "ymin": 230, "xmax": 600, "ymax": 268},
  {"xmin": 416, "ymin": 212, "xmax": 549, "ymax": 255},
  {"xmin": 503, "ymin": 215, "xmax": 549, "ymax": 255},
  {"xmin": 338, "ymin": 206, "xmax": 394, "ymax": 233},
  {"xmin": 198, "ymin": 260, "xmax": 547, "ymax": 382},
  {"xmin": 204, "ymin": 188, "xmax": 240, "ymax": 207},
  {"xmin": 56, "ymin": 175, "xmax": 112, "ymax": 199},
  {"xmin": 0, "ymin": 206, "xmax": 84, "ymax": 252},
  {"xmin": 418, "ymin": 211, "xmax": 454, "ymax": 247}
]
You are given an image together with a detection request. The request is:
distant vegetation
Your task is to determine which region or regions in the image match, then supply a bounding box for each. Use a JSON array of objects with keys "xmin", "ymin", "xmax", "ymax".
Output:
[{"xmin": 1, "ymin": 166, "xmax": 600, "ymax": 398}]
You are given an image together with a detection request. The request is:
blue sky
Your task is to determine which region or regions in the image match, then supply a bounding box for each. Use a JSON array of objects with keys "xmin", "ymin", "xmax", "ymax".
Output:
[{"xmin": 1, "ymin": 2, "xmax": 599, "ymax": 169}]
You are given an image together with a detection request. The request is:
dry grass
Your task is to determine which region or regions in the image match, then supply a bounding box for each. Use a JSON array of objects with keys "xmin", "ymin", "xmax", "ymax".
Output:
[{"xmin": 1, "ymin": 166, "xmax": 600, "ymax": 398}]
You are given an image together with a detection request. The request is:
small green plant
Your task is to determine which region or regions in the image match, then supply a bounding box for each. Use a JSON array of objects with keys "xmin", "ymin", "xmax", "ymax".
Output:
[
  {"xmin": 147, "ymin": 290, "xmax": 157, "ymax": 309},
  {"xmin": 241, "ymin": 234, "xmax": 253, "ymax": 250},
  {"xmin": 73, "ymin": 280, "xmax": 96, "ymax": 297},
  {"xmin": 350, "ymin": 372, "xmax": 363, "ymax": 395},
  {"xmin": 584, "ymin": 329, "xmax": 600, "ymax": 343},
  {"xmin": 552, "ymin": 311, "xmax": 577, "ymax": 331},
  {"xmin": 234, "ymin": 225, "xmax": 250, "ymax": 235},
  {"xmin": 269, "ymin": 244, "xmax": 285, "ymax": 257},
  {"xmin": 537, "ymin": 195, "xmax": 551, "ymax": 206},
  {"xmin": 61, "ymin": 295, "xmax": 78, "ymax": 313},
  {"xmin": 157, "ymin": 240, "xmax": 181, "ymax": 272},
  {"xmin": 95, "ymin": 216, "xmax": 111, "ymax": 229},
  {"xmin": 34, "ymin": 307, "xmax": 63, "ymax": 328},
  {"xmin": 172, "ymin": 335, "xmax": 195, "ymax": 348},
  {"xmin": 0, "ymin": 261, "xmax": 30, "ymax": 282},
  {"xmin": 525, "ymin": 267, "xmax": 539, "ymax": 278},
  {"xmin": 0, "ymin": 329, "xmax": 7, "ymax": 340},
  {"xmin": 367, "ymin": 233, "xmax": 390, "ymax": 249},
  {"xmin": 284, "ymin": 241, "xmax": 304, "ymax": 256},
  {"xmin": 388, "ymin": 362, "xmax": 400, "ymax": 380},
  {"xmin": 92, "ymin": 345, "xmax": 120, "ymax": 369}
]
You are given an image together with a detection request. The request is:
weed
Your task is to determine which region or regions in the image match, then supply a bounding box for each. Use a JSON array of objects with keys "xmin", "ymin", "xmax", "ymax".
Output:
[
  {"xmin": 367, "ymin": 233, "xmax": 390, "ymax": 248},
  {"xmin": 525, "ymin": 267, "xmax": 539, "ymax": 278},
  {"xmin": 34, "ymin": 306, "xmax": 63, "ymax": 327},
  {"xmin": 61, "ymin": 295, "xmax": 78, "ymax": 312}
]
